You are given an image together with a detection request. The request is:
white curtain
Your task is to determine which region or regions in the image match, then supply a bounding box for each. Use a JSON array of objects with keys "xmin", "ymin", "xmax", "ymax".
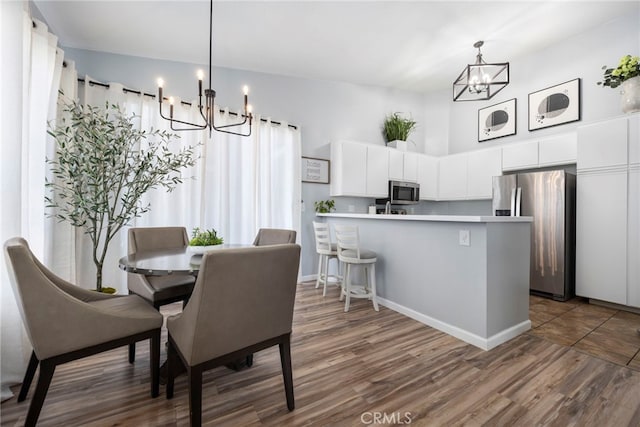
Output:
[{"xmin": 0, "ymin": 12, "xmax": 64, "ymax": 401}]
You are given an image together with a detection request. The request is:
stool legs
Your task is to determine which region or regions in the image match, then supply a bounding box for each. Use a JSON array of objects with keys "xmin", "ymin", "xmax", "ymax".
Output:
[
  {"xmin": 369, "ymin": 264, "xmax": 379, "ymax": 311},
  {"xmin": 315, "ymin": 255, "xmax": 324, "ymax": 289},
  {"xmin": 340, "ymin": 262, "xmax": 378, "ymax": 312}
]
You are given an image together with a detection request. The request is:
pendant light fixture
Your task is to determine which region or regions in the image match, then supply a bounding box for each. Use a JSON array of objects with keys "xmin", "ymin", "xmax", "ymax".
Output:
[
  {"xmin": 453, "ymin": 41, "xmax": 509, "ymax": 102},
  {"xmin": 157, "ymin": 0, "xmax": 253, "ymax": 136}
]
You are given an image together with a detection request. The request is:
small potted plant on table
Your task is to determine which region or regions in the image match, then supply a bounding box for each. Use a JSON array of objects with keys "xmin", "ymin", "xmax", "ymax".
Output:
[{"xmin": 188, "ymin": 227, "xmax": 224, "ymax": 255}]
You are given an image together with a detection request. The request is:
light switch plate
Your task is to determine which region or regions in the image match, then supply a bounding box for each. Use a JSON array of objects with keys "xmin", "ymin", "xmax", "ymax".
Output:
[{"xmin": 459, "ymin": 230, "xmax": 470, "ymax": 246}]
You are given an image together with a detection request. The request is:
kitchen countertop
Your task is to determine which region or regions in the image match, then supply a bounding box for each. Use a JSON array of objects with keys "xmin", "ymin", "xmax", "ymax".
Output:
[{"xmin": 317, "ymin": 212, "xmax": 533, "ymax": 223}]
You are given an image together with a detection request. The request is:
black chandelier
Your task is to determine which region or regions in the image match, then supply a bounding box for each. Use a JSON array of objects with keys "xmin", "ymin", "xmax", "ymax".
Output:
[
  {"xmin": 157, "ymin": 0, "xmax": 252, "ymax": 136},
  {"xmin": 453, "ymin": 41, "xmax": 509, "ymax": 102}
]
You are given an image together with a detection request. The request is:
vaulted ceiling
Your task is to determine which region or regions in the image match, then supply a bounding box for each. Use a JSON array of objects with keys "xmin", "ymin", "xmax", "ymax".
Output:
[{"xmin": 33, "ymin": 1, "xmax": 638, "ymax": 93}]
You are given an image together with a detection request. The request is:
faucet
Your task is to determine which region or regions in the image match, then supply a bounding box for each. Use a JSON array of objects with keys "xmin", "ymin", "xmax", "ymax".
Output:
[{"xmin": 385, "ymin": 201, "xmax": 391, "ymax": 214}]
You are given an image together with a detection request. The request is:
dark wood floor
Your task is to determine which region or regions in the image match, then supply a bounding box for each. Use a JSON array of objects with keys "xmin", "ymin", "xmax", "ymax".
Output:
[{"xmin": 2, "ymin": 282, "xmax": 640, "ymax": 426}]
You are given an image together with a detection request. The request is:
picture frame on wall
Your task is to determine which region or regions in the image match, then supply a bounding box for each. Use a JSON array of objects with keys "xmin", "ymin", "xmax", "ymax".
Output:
[
  {"xmin": 528, "ymin": 78, "xmax": 581, "ymax": 131},
  {"xmin": 478, "ymin": 98, "xmax": 517, "ymax": 142},
  {"xmin": 301, "ymin": 156, "xmax": 330, "ymax": 184}
]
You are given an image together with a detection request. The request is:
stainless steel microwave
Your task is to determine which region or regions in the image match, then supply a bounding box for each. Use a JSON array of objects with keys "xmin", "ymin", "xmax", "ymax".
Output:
[{"xmin": 376, "ymin": 180, "xmax": 420, "ymax": 205}]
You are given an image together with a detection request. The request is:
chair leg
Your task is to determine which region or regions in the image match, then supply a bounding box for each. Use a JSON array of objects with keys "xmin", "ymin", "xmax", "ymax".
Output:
[
  {"xmin": 322, "ymin": 255, "xmax": 330, "ymax": 297},
  {"xmin": 315, "ymin": 254, "xmax": 323, "ymax": 289},
  {"xmin": 150, "ymin": 330, "xmax": 160, "ymax": 398},
  {"xmin": 166, "ymin": 340, "xmax": 177, "ymax": 399},
  {"xmin": 128, "ymin": 343, "xmax": 136, "ymax": 364},
  {"xmin": 24, "ymin": 360, "xmax": 55, "ymax": 427},
  {"xmin": 279, "ymin": 336, "xmax": 295, "ymax": 411},
  {"xmin": 344, "ymin": 264, "xmax": 352, "ymax": 312},
  {"xmin": 370, "ymin": 264, "xmax": 379, "ymax": 311},
  {"xmin": 18, "ymin": 351, "xmax": 39, "ymax": 402},
  {"xmin": 188, "ymin": 365, "xmax": 203, "ymax": 427}
]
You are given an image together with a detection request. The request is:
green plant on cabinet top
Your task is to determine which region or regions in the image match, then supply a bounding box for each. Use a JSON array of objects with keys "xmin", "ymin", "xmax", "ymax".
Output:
[
  {"xmin": 598, "ymin": 54, "xmax": 639, "ymax": 88},
  {"xmin": 383, "ymin": 112, "xmax": 417, "ymax": 143}
]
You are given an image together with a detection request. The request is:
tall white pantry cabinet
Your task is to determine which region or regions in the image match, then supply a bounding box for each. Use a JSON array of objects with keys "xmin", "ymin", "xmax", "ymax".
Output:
[{"xmin": 576, "ymin": 115, "xmax": 639, "ymax": 307}]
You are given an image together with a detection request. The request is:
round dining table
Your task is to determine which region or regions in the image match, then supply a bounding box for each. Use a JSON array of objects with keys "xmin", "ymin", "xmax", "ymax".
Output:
[{"xmin": 118, "ymin": 243, "xmax": 250, "ymax": 276}]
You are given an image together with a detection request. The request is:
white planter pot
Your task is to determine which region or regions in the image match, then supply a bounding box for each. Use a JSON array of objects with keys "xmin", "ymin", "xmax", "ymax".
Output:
[
  {"xmin": 620, "ymin": 76, "xmax": 640, "ymax": 114},
  {"xmin": 387, "ymin": 140, "xmax": 408, "ymax": 151}
]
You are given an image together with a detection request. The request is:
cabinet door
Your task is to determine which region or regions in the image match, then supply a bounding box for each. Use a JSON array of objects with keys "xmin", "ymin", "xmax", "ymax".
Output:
[
  {"xmin": 467, "ymin": 147, "xmax": 502, "ymax": 199},
  {"xmin": 366, "ymin": 145, "xmax": 389, "ymax": 197},
  {"xmin": 438, "ymin": 154, "xmax": 467, "ymax": 200},
  {"xmin": 388, "ymin": 149, "xmax": 404, "ymax": 181},
  {"xmin": 577, "ymin": 118, "xmax": 628, "ymax": 171},
  {"xmin": 403, "ymin": 152, "xmax": 418, "ymax": 182},
  {"xmin": 538, "ymin": 133, "xmax": 577, "ymax": 167},
  {"xmin": 502, "ymin": 140, "xmax": 538, "ymax": 171},
  {"xmin": 417, "ymin": 154, "xmax": 438, "ymax": 200},
  {"xmin": 330, "ymin": 141, "xmax": 367, "ymax": 196},
  {"xmin": 628, "ymin": 168, "xmax": 640, "ymax": 307},
  {"xmin": 576, "ymin": 171, "xmax": 628, "ymax": 304}
]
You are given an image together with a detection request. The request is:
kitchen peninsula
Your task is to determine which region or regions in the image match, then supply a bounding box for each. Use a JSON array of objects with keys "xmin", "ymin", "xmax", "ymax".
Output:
[{"xmin": 317, "ymin": 213, "xmax": 533, "ymax": 350}]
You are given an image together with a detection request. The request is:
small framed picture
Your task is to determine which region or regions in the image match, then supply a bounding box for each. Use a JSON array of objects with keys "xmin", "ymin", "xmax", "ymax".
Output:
[
  {"xmin": 301, "ymin": 157, "xmax": 330, "ymax": 184},
  {"xmin": 528, "ymin": 78, "xmax": 581, "ymax": 131},
  {"xmin": 478, "ymin": 98, "xmax": 517, "ymax": 142}
]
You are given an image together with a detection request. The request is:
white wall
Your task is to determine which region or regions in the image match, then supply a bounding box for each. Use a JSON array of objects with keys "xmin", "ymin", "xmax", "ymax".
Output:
[
  {"xmin": 62, "ymin": 47, "xmax": 427, "ymax": 277},
  {"xmin": 434, "ymin": 12, "xmax": 640, "ymax": 155}
]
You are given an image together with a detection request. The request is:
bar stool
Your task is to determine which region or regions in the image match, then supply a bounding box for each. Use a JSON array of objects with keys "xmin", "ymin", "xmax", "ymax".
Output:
[
  {"xmin": 334, "ymin": 224, "xmax": 379, "ymax": 312},
  {"xmin": 312, "ymin": 221, "xmax": 341, "ymax": 296}
]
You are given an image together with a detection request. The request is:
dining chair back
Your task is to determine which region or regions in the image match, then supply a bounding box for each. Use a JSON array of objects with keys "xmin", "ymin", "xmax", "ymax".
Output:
[
  {"xmin": 3, "ymin": 237, "xmax": 162, "ymax": 427},
  {"xmin": 165, "ymin": 244, "xmax": 301, "ymax": 426},
  {"xmin": 252, "ymin": 228, "xmax": 297, "ymax": 246}
]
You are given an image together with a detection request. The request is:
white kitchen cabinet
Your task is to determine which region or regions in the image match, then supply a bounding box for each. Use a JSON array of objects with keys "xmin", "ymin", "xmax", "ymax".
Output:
[
  {"xmin": 388, "ymin": 149, "xmax": 403, "ymax": 180},
  {"xmin": 366, "ymin": 145, "xmax": 390, "ymax": 197},
  {"xmin": 388, "ymin": 150, "xmax": 418, "ymax": 182},
  {"xmin": 438, "ymin": 153, "xmax": 468, "ymax": 200},
  {"xmin": 502, "ymin": 140, "xmax": 539, "ymax": 171},
  {"xmin": 576, "ymin": 116, "xmax": 639, "ymax": 308},
  {"xmin": 538, "ymin": 133, "xmax": 577, "ymax": 167},
  {"xmin": 577, "ymin": 118, "xmax": 628, "ymax": 171},
  {"xmin": 576, "ymin": 171, "xmax": 628, "ymax": 305},
  {"xmin": 467, "ymin": 147, "xmax": 502, "ymax": 199},
  {"xmin": 417, "ymin": 154, "xmax": 438, "ymax": 200},
  {"xmin": 330, "ymin": 141, "xmax": 367, "ymax": 197}
]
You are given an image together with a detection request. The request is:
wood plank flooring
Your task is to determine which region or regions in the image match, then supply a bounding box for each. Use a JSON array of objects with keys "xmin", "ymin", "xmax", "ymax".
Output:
[{"xmin": 2, "ymin": 283, "xmax": 640, "ymax": 426}]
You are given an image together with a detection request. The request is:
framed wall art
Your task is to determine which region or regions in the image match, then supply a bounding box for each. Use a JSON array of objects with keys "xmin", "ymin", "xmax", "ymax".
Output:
[
  {"xmin": 528, "ymin": 78, "xmax": 581, "ymax": 131},
  {"xmin": 301, "ymin": 156, "xmax": 330, "ymax": 184},
  {"xmin": 478, "ymin": 98, "xmax": 517, "ymax": 142}
]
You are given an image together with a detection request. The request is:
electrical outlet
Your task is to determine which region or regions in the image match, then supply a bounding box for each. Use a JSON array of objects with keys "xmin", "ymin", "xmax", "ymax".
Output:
[
  {"xmin": 459, "ymin": 230, "xmax": 470, "ymax": 246},
  {"xmin": 348, "ymin": 205, "xmax": 355, "ymax": 212}
]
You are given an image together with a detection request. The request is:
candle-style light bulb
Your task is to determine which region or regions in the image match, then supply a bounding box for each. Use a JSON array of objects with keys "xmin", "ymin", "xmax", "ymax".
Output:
[
  {"xmin": 243, "ymin": 85, "xmax": 249, "ymax": 96},
  {"xmin": 247, "ymin": 104, "xmax": 253, "ymax": 114},
  {"xmin": 157, "ymin": 78, "xmax": 164, "ymax": 102},
  {"xmin": 197, "ymin": 70, "xmax": 204, "ymax": 81}
]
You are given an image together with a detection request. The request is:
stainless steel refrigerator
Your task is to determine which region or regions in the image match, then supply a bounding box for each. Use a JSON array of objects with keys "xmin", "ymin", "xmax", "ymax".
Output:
[{"xmin": 492, "ymin": 170, "xmax": 576, "ymax": 301}]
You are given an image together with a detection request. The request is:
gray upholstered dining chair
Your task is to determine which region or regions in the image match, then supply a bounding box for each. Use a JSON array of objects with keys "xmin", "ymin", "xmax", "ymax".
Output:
[
  {"xmin": 127, "ymin": 226, "xmax": 196, "ymax": 362},
  {"xmin": 252, "ymin": 228, "xmax": 297, "ymax": 246},
  {"xmin": 165, "ymin": 244, "xmax": 301, "ymax": 426},
  {"xmin": 3, "ymin": 237, "xmax": 163, "ymax": 427}
]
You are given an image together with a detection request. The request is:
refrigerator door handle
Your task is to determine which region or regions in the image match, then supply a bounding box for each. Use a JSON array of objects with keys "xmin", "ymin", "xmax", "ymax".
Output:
[
  {"xmin": 510, "ymin": 188, "xmax": 516, "ymax": 217},
  {"xmin": 515, "ymin": 187, "xmax": 522, "ymax": 217}
]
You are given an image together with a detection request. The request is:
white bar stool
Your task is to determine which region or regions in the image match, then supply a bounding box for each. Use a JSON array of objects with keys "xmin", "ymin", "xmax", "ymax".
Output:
[
  {"xmin": 334, "ymin": 224, "xmax": 379, "ymax": 312},
  {"xmin": 312, "ymin": 221, "xmax": 341, "ymax": 296}
]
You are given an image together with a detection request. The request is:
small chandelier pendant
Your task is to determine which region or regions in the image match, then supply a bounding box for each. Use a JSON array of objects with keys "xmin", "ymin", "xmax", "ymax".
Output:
[{"xmin": 453, "ymin": 40, "xmax": 509, "ymax": 102}]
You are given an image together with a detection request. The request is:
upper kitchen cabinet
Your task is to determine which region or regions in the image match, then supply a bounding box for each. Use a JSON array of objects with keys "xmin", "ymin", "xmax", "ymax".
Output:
[
  {"xmin": 330, "ymin": 140, "xmax": 389, "ymax": 197},
  {"xmin": 417, "ymin": 154, "xmax": 438, "ymax": 200},
  {"xmin": 438, "ymin": 153, "xmax": 468, "ymax": 200},
  {"xmin": 502, "ymin": 133, "xmax": 577, "ymax": 172},
  {"xmin": 388, "ymin": 150, "xmax": 418, "ymax": 182},
  {"xmin": 467, "ymin": 147, "xmax": 502, "ymax": 199}
]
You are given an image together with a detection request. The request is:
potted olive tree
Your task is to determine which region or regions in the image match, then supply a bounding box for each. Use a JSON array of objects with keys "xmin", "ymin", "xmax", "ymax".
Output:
[
  {"xmin": 46, "ymin": 101, "xmax": 199, "ymax": 292},
  {"xmin": 383, "ymin": 112, "xmax": 417, "ymax": 151}
]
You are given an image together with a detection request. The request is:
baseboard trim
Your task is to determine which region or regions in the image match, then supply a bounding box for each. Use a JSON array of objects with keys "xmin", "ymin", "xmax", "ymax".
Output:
[{"xmin": 377, "ymin": 297, "xmax": 531, "ymax": 351}]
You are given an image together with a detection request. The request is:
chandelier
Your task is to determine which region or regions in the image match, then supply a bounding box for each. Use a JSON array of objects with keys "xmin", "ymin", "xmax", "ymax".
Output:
[
  {"xmin": 157, "ymin": 0, "xmax": 253, "ymax": 136},
  {"xmin": 453, "ymin": 41, "xmax": 509, "ymax": 102}
]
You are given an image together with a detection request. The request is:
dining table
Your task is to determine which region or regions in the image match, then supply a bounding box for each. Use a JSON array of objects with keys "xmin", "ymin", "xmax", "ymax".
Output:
[{"xmin": 118, "ymin": 243, "xmax": 254, "ymax": 373}]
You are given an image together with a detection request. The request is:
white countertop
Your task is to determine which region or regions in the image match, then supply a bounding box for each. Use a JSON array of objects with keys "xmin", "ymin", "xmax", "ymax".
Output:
[{"xmin": 317, "ymin": 213, "xmax": 532, "ymax": 223}]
